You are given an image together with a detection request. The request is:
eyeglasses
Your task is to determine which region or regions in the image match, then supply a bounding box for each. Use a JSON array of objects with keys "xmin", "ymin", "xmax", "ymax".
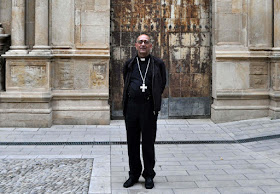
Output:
[{"xmin": 136, "ymin": 40, "xmax": 150, "ymax": 45}]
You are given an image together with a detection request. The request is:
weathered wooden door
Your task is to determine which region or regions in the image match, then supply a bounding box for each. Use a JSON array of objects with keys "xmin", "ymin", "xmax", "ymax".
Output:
[{"xmin": 110, "ymin": 0, "xmax": 211, "ymax": 118}]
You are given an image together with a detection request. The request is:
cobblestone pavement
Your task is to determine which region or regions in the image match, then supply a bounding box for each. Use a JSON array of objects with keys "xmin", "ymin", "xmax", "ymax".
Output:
[
  {"xmin": 0, "ymin": 117, "xmax": 280, "ymax": 193},
  {"xmin": 0, "ymin": 158, "xmax": 92, "ymax": 194}
]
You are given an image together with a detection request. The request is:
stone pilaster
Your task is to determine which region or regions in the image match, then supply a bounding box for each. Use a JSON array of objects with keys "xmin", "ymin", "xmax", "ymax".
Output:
[
  {"xmin": 1, "ymin": 0, "xmax": 53, "ymax": 127},
  {"xmin": 211, "ymin": 0, "xmax": 272, "ymax": 123},
  {"xmin": 30, "ymin": 0, "xmax": 51, "ymax": 54},
  {"xmin": 7, "ymin": 0, "xmax": 28, "ymax": 54},
  {"xmin": 270, "ymin": 1, "xmax": 280, "ymax": 119},
  {"xmin": 248, "ymin": 0, "xmax": 273, "ymax": 49},
  {"xmin": 0, "ymin": 24, "xmax": 10, "ymax": 91},
  {"xmin": 274, "ymin": 1, "xmax": 280, "ymax": 49}
]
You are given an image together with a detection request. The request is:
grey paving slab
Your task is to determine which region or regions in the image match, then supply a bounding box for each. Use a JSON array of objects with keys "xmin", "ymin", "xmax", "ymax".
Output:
[
  {"xmin": 112, "ymin": 189, "xmax": 129, "ymax": 194},
  {"xmin": 236, "ymin": 179, "xmax": 280, "ymax": 186},
  {"xmin": 173, "ymin": 188, "xmax": 220, "ymax": 194},
  {"xmin": 128, "ymin": 189, "xmax": 174, "ymax": 194},
  {"xmin": 217, "ymin": 187, "xmax": 265, "ymax": 194},
  {"xmin": 1, "ymin": 118, "xmax": 280, "ymax": 193},
  {"xmin": 166, "ymin": 175, "xmax": 208, "ymax": 182},
  {"xmin": 155, "ymin": 182, "xmax": 197, "ymax": 189},
  {"xmin": 260, "ymin": 185, "xmax": 280, "ymax": 193},
  {"xmin": 244, "ymin": 173, "xmax": 280, "ymax": 180},
  {"xmin": 205, "ymin": 174, "xmax": 248, "ymax": 181}
]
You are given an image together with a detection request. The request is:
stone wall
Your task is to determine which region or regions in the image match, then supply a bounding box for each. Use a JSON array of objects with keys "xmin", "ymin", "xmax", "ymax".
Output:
[
  {"xmin": 0, "ymin": 0, "xmax": 279, "ymax": 126},
  {"xmin": 0, "ymin": 0, "xmax": 110, "ymax": 127},
  {"xmin": 211, "ymin": 0, "xmax": 280, "ymax": 122}
]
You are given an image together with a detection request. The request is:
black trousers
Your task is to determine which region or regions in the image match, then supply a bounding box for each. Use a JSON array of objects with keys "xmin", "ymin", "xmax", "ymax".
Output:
[{"xmin": 125, "ymin": 98, "xmax": 158, "ymax": 179}]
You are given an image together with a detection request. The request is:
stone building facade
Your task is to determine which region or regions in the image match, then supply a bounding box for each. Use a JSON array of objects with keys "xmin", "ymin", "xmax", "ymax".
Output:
[{"xmin": 0, "ymin": 0, "xmax": 279, "ymax": 127}]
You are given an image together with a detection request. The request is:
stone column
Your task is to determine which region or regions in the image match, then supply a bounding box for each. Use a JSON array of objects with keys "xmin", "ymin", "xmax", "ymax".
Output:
[
  {"xmin": 30, "ymin": 0, "xmax": 51, "ymax": 54},
  {"xmin": 248, "ymin": 0, "xmax": 273, "ymax": 49},
  {"xmin": 270, "ymin": 0, "xmax": 280, "ymax": 119},
  {"xmin": 9, "ymin": 0, "xmax": 28, "ymax": 53},
  {"xmin": 274, "ymin": 0, "xmax": 280, "ymax": 49},
  {"xmin": 0, "ymin": 24, "xmax": 10, "ymax": 91}
]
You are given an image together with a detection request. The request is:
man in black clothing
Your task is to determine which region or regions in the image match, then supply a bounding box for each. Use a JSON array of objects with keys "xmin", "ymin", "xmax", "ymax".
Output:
[{"xmin": 122, "ymin": 34, "xmax": 166, "ymax": 189}]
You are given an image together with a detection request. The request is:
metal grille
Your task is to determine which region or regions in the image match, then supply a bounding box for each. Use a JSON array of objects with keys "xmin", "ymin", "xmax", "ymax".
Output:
[{"xmin": 1, "ymin": 134, "xmax": 280, "ymax": 146}]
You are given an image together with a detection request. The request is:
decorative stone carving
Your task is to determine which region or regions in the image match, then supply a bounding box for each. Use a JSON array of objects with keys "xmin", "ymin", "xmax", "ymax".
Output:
[
  {"xmin": 90, "ymin": 63, "xmax": 107, "ymax": 88},
  {"xmin": 5, "ymin": 60, "xmax": 50, "ymax": 90},
  {"xmin": 250, "ymin": 62, "xmax": 268, "ymax": 75},
  {"xmin": 8, "ymin": 63, "xmax": 47, "ymax": 88},
  {"xmin": 249, "ymin": 62, "xmax": 268, "ymax": 89},
  {"xmin": 249, "ymin": 75, "xmax": 268, "ymax": 89},
  {"xmin": 55, "ymin": 61, "xmax": 74, "ymax": 89}
]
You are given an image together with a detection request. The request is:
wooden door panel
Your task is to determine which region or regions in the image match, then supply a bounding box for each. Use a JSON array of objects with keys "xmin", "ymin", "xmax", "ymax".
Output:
[{"xmin": 110, "ymin": 0, "xmax": 211, "ymax": 118}]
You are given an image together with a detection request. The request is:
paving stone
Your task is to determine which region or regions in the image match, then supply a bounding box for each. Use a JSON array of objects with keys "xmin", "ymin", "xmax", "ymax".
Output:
[
  {"xmin": 236, "ymin": 179, "xmax": 280, "ymax": 186},
  {"xmin": 156, "ymin": 170, "xmax": 189, "ymax": 176},
  {"xmin": 196, "ymin": 164, "xmax": 234, "ymax": 170},
  {"xmin": 1, "ymin": 118, "xmax": 280, "ymax": 193},
  {"xmin": 173, "ymin": 188, "xmax": 220, "ymax": 194},
  {"xmin": 112, "ymin": 182, "xmax": 143, "ymax": 189},
  {"xmin": 260, "ymin": 185, "xmax": 280, "ymax": 193},
  {"xmin": 244, "ymin": 173, "xmax": 280, "ymax": 180},
  {"xmin": 217, "ymin": 187, "xmax": 265, "ymax": 194},
  {"xmin": 166, "ymin": 175, "xmax": 207, "ymax": 182},
  {"xmin": 187, "ymin": 169, "xmax": 227, "ymax": 175},
  {"xmin": 128, "ymin": 189, "xmax": 174, "ymax": 193},
  {"xmin": 0, "ymin": 158, "xmax": 92, "ymax": 193},
  {"xmin": 205, "ymin": 174, "xmax": 247, "ymax": 181},
  {"xmin": 112, "ymin": 189, "xmax": 129, "ymax": 194},
  {"xmin": 196, "ymin": 180, "xmax": 240, "ymax": 188},
  {"xmin": 160, "ymin": 165, "xmax": 198, "ymax": 171},
  {"xmin": 89, "ymin": 176, "xmax": 111, "ymax": 193},
  {"xmin": 155, "ymin": 182, "xmax": 197, "ymax": 189}
]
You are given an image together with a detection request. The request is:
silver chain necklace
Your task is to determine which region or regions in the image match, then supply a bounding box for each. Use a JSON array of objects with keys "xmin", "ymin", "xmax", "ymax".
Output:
[{"xmin": 136, "ymin": 57, "xmax": 150, "ymax": 92}]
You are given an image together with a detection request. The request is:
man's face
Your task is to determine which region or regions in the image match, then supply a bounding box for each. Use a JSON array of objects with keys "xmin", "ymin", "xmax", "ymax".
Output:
[{"xmin": 135, "ymin": 35, "xmax": 152, "ymax": 57}]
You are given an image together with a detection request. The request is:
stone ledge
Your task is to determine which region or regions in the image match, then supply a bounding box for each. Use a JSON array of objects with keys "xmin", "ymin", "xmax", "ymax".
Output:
[
  {"xmin": 214, "ymin": 50, "xmax": 280, "ymax": 60},
  {"xmin": 52, "ymin": 106, "xmax": 110, "ymax": 111},
  {"xmin": 0, "ymin": 112, "xmax": 52, "ymax": 127},
  {"xmin": 0, "ymin": 92, "xmax": 52, "ymax": 102},
  {"xmin": 215, "ymin": 90, "xmax": 269, "ymax": 99},
  {"xmin": 53, "ymin": 110, "xmax": 110, "ymax": 125},
  {"xmin": 211, "ymin": 108, "xmax": 268, "ymax": 123},
  {"xmin": 211, "ymin": 105, "xmax": 268, "ymax": 110},
  {"xmin": 52, "ymin": 91, "xmax": 109, "ymax": 100},
  {"xmin": 0, "ymin": 108, "xmax": 52, "ymax": 114}
]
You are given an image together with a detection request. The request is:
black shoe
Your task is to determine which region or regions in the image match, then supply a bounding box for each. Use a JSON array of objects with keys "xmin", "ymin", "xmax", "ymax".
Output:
[
  {"xmin": 145, "ymin": 177, "xmax": 154, "ymax": 189},
  {"xmin": 123, "ymin": 177, "xmax": 138, "ymax": 188}
]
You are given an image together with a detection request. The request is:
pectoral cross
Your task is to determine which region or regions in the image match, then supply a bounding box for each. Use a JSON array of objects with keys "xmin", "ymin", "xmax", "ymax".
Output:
[{"xmin": 140, "ymin": 83, "xmax": 147, "ymax": 92}]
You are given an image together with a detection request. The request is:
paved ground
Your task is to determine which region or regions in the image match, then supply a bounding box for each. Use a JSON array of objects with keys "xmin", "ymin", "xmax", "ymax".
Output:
[{"xmin": 0, "ymin": 117, "xmax": 280, "ymax": 193}]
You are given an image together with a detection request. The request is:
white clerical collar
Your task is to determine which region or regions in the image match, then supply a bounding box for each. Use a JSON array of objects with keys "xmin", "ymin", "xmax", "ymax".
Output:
[{"xmin": 140, "ymin": 58, "xmax": 145, "ymax": 61}]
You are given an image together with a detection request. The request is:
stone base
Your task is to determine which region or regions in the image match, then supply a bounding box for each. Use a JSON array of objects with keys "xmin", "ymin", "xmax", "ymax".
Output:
[
  {"xmin": 52, "ymin": 92, "xmax": 110, "ymax": 125},
  {"xmin": 211, "ymin": 108, "xmax": 268, "ymax": 123},
  {"xmin": 269, "ymin": 110, "xmax": 280, "ymax": 119},
  {"xmin": 269, "ymin": 93, "xmax": 280, "ymax": 119},
  {"xmin": 0, "ymin": 112, "xmax": 52, "ymax": 128},
  {"xmin": 0, "ymin": 92, "xmax": 52, "ymax": 127},
  {"xmin": 53, "ymin": 110, "xmax": 110, "ymax": 125}
]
